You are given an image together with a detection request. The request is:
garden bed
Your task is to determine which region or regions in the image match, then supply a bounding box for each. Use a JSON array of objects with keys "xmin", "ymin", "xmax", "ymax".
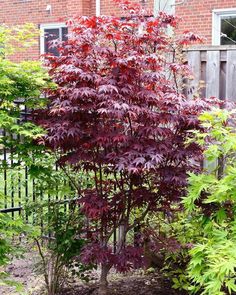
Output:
[
  {"xmin": 0, "ymin": 252, "xmax": 186, "ymax": 295},
  {"xmin": 59, "ymin": 272, "xmax": 186, "ymax": 295}
]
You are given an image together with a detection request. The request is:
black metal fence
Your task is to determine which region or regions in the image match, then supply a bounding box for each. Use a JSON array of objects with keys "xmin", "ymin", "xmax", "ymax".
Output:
[
  {"xmin": 0, "ymin": 102, "xmax": 29, "ymax": 217},
  {"xmin": 0, "ymin": 102, "xmax": 65, "ymax": 218}
]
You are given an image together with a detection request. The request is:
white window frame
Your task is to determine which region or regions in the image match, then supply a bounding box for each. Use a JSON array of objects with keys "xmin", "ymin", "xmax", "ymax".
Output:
[
  {"xmin": 212, "ymin": 8, "xmax": 236, "ymax": 45},
  {"xmin": 154, "ymin": 0, "xmax": 175, "ymax": 16},
  {"xmin": 40, "ymin": 23, "xmax": 67, "ymax": 54}
]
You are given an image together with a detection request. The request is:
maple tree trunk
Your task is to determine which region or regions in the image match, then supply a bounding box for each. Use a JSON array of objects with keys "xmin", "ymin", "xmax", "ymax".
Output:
[{"xmin": 98, "ymin": 264, "xmax": 111, "ymax": 295}]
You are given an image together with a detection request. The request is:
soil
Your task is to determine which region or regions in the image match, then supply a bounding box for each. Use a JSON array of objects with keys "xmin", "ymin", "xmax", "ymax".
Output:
[
  {"xmin": 0, "ymin": 253, "xmax": 187, "ymax": 295},
  {"xmin": 59, "ymin": 272, "xmax": 187, "ymax": 295},
  {"xmin": 0, "ymin": 252, "xmax": 44, "ymax": 295}
]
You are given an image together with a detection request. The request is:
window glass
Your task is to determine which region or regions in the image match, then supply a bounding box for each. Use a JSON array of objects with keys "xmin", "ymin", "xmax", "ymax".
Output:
[
  {"xmin": 62, "ymin": 27, "xmax": 68, "ymax": 42},
  {"xmin": 43, "ymin": 27, "xmax": 68, "ymax": 56},
  {"xmin": 154, "ymin": 0, "xmax": 175, "ymax": 15},
  {"xmin": 221, "ymin": 15, "xmax": 236, "ymax": 45},
  {"xmin": 44, "ymin": 28, "xmax": 60, "ymax": 55}
]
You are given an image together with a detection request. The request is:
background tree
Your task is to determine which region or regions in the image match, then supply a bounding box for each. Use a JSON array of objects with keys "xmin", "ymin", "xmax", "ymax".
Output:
[
  {"xmin": 0, "ymin": 23, "xmax": 52, "ymax": 290},
  {"xmin": 0, "ymin": 24, "xmax": 53, "ymax": 148},
  {"xmin": 0, "ymin": 23, "xmax": 89, "ymax": 295},
  {"xmin": 34, "ymin": 1, "xmax": 215, "ymax": 293}
]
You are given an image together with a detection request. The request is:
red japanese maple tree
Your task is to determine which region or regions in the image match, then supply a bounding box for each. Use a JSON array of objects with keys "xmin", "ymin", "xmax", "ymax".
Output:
[{"xmin": 35, "ymin": 1, "xmax": 214, "ymax": 293}]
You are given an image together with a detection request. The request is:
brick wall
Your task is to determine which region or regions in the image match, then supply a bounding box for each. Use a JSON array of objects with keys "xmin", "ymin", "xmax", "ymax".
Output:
[
  {"xmin": 5, "ymin": 0, "xmax": 231, "ymax": 60},
  {"xmin": 0, "ymin": 0, "xmax": 76, "ymax": 61},
  {"xmin": 176, "ymin": 0, "xmax": 236, "ymax": 44},
  {"xmin": 0, "ymin": 0, "xmax": 94, "ymax": 61},
  {"xmin": 100, "ymin": 0, "xmax": 153, "ymax": 16},
  {"xmin": 0, "ymin": 0, "xmax": 154, "ymax": 61}
]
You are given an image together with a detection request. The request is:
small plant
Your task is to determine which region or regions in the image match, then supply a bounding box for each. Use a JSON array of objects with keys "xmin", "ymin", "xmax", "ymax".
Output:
[
  {"xmin": 160, "ymin": 212, "xmax": 200, "ymax": 292},
  {"xmin": 31, "ymin": 200, "xmax": 86, "ymax": 295},
  {"xmin": 0, "ymin": 191, "xmax": 37, "ymax": 292},
  {"xmin": 0, "ymin": 194, "xmax": 22, "ymax": 266},
  {"xmin": 21, "ymin": 148, "xmax": 90, "ymax": 295}
]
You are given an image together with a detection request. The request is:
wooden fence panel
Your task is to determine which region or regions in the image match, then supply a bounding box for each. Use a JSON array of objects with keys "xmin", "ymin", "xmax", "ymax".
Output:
[{"xmin": 186, "ymin": 46, "xmax": 236, "ymax": 101}]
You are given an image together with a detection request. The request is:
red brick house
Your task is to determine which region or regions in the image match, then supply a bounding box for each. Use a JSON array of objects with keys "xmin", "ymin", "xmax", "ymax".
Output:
[
  {"xmin": 175, "ymin": 0, "xmax": 236, "ymax": 46},
  {"xmin": 1, "ymin": 0, "xmax": 236, "ymax": 61}
]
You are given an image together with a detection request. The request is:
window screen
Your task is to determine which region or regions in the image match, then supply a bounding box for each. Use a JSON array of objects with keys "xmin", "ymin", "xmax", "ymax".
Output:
[
  {"xmin": 44, "ymin": 27, "xmax": 68, "ymax": 56},
  {"xmin": 221, "ymin": 16, "xmax": 236, "ymax": 45}
]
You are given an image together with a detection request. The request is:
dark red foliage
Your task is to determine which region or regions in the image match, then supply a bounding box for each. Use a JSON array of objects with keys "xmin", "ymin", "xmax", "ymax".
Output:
[{"xmin": 34, "ymin": 0, "xmax": 215, "ymax": 273}]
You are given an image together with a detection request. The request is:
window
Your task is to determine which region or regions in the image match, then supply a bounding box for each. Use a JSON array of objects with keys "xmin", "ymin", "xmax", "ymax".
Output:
[
  {"xmin": 40, "ymin": 23, "xmax": 68, "ymax": 55},
  {"xmin": 154, "ymin": 0, "xmax": 175, "ymax": 16},
  {"xmin": 212, "ymin": 9, "xmax": 236, "ymax": 45}
]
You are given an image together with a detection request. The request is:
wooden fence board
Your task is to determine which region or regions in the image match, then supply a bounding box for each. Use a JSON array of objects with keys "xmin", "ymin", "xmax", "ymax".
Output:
[
  {"xmin": 206, "ymin": 51, "xmax": 220, "ymax": 98},
  {"xmin": 187, "ymin": 51, "xmax": 201, "ymax": 98},
  {"xmin": 226, "ymin": 50, "xmax": 236, "ymax": 101},
  {"xmin": 220, "ymin": 61, "xmax": 226, "ymax": 100}
]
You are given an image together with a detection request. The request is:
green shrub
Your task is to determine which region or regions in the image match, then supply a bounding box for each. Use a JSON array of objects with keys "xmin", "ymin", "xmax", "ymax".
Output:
[
  {"xmin": 0, "ymin": 23, "xmax": 53, "ymax": 292},
  {"xmin": 181, "ymin": 108, "xmax": 236, "ymax": 295}
]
